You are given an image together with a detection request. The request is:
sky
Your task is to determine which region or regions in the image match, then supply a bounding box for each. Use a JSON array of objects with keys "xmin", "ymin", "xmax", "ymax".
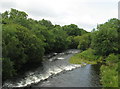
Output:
[{"xmin": 0, "ymin": 0, "xmax": 119, "ymax": 32}]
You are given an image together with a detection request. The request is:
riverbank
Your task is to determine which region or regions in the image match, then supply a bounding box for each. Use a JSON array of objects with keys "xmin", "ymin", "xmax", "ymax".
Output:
[
  {"xmin": 69, "ymin": 48, "xmax": 101, "ymax": 64},
  {"xmin": 69, "ymin": 49, "xmax": 118, "ymax": 87},
  {"xmin": 100, "ymin": 54, "xmax": 118, "ymax": 87}
]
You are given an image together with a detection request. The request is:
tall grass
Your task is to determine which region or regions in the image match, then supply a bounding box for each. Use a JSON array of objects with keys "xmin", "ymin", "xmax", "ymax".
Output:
[{"xmin": 100, "ymin": 54, "xmax": 118, "ymax": 87}]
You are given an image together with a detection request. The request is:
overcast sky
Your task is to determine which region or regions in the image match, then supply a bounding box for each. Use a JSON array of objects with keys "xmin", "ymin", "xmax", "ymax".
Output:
[{"xmin": 0, "ymin": 0, "xmax": 119, "ymax": 31}]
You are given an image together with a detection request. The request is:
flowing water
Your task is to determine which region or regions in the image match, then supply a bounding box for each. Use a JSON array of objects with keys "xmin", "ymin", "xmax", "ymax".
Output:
[{"xmin": 3, "ymin": 49, "xmax": 101, "ymax": 87}]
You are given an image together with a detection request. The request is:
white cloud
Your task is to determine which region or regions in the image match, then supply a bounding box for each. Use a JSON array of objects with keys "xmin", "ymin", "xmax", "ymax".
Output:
[{"xmin": 0, "ymin": 0, "xmax": 119, "ymax": 31}]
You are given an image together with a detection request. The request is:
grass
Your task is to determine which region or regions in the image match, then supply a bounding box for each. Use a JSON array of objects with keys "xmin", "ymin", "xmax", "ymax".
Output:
[
  {"xmin": 100, "ymin": 64, "xmax": 118, "ymax": 87},
  {"xmin": 69, "ymin": 48, "xmax": 101, "ymax": 64},
  {"xmin": 100, "ymin": 54, "xmax": 118, "ymax": 87}
]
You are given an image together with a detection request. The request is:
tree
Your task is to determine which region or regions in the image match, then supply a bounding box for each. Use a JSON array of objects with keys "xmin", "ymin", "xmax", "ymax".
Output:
[
  {"xmin": 2, "ymin": 8, "xmax": 29, "ymax": 27},
  {"xmin": 51, "ymin": 25, "xmax": 70, "ymax": 52},
  {"xmin": 78, "ymin": 33, "xmax": 91, "ymax": 50},
  {"xmin": 62, "ymin": 24, "xmax": 87, "ymax": 36},
  {"xmin": 2, "ymin": 58, "xmax": 16, "ymax": 80},
  {"xmin": 91, "ymin": 18, "xmax": 119, "ymax": 56},
  {"xmin": 2, "ymin": 24, "xmax": 45, "ymax": 70},
  {"xmin": 39, "ymin": 19, "xmax": 54, "ymax": 30}
]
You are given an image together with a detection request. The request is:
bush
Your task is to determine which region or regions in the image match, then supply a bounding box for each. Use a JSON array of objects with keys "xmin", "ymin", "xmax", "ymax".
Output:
[
  {"xmin": 2, "ymin": 24, "xmax": 45, "ymax": 79},
  {"xmin": 91, "ymin": 19, "xmax": 119, "ymax": 56},
  {"xmin": 105, "ymin": 54, "xmax": 118, "ymax": 64},
  {"xmin": 100, "ymin": 64, "xmax": 118, "ymax": 87},
  {"xmin": 2, "ymin": 58, "xmax": 16, "ymax": 80},
  {"xmin": 77, "ymin": 33, "xmax": 91, "ymax": 50},
  {"xmin": 100, "ymin": 54, "xmax": 118, "ymax": 87}
]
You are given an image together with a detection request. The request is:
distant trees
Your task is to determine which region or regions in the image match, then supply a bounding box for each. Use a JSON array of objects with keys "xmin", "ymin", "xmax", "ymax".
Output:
[
  {"xmin": 62, "ymin": 24, "xmax": 87, "ymax": 36},
  {"xmin": 78, "ymin": 33, "xmax": 91, "ymax": 50},
  {"xmin": 62, "ymin": 24, "xmax": 88, "ymax": 49},
  {"xmin": 51, "ymin": 25, "xmax": 70, "ymax": 52}
]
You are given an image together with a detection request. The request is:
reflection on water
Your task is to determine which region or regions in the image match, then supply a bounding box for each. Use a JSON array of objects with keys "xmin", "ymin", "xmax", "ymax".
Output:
[{"xmin": 3, "ymin": 49, "xmax": 101, "ymax": 87}]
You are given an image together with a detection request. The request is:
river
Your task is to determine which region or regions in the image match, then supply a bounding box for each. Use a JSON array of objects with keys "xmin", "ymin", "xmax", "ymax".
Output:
[{"xmin": 3, "ymin": 49, "xmax": 102, "ymax": 87}]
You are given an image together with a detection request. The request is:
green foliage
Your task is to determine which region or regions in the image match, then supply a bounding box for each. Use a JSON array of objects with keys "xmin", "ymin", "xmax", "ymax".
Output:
[
  {"xmin": 2, "ymin": 58, "xmax": 16, "ymax": 80},
  {"xmin": 39, "ymin": 19, "xmax": 54, "ymax": 29},
  {"xmin": 66, "ymin": 33, "xmax": 89, "ymax": 49},
  {"xmin": 105, "ymin": 54, "xmax": 118, "ymax": 64},
  {"xmin": 62, "ymin": 24, "xmax": 87, "ymax": 36},
  {"xmin": 90, "ymin": 19, "xmax": 119, "ymax": 87},
  {"xmin": 51, "ymin": 25, "xmax": 70, "ymax": 52},
  {"xmin": 2, "ymin": 11, "xmax": 10, "ymax": 24},
  {"xmin": 67, "ymin": 36, "xmax": 77, "ymax": 48},
  {"xmin": 2, "ymin": 24, "xmax": 28, "ymax": 69},
  {"xmin": 100, "ymin": 54, "xmax": 118, "ymax": 87},
  {"xmin": 69, "ymin": 48, "xmax": 100, "ymax": 64},
  {"xmin": 77, "ymin": 33, "xmax": 91, "ymax": 50},
  {"xmin": 69, "ymin": 18, "xmax": 120, "ymax": 87},
  {"xmin": 2, "ymin": 9, "xmax": 120, "ymax": 88},
  {"xmin": 2, "ymin": 8, "xmax": 28, "ymax": 27},
  {"xmin": 118, "ymin": 61, "xmax": 120, "ymax": 87},
  {"xmin": 100, "ymin": 64, "xmax": 118, "ymax": 87},
  {"xmin": 2, "ymin": 24, "xmax": 45, "ymax": 74},
  {"xmin": 91, "ymin": 18, "xmax": 119, "ymax": 56}
]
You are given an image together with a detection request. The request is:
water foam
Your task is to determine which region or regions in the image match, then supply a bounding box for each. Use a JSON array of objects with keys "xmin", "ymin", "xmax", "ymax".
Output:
[
  {"xmin": 3, "ymin": 64, "xmax": 83, "ymax": 87},
  {"xmin": 3, "ymin": 49, "xmax": 82, "ymax": 87}
]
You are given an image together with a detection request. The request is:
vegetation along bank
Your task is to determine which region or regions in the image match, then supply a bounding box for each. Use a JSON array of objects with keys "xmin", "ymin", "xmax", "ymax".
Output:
[{"xmin": 1, "ymin": 9, "xmax": 119, "ymax": 87}]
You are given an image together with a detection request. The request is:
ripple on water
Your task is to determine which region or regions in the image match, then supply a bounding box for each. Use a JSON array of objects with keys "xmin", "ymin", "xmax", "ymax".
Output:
[{"xmin": 3, "ymin": 49, "xmax": 82, "ymax": 87}]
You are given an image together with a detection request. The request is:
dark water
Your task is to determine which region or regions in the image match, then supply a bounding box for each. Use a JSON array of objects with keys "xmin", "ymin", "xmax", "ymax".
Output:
[
  {"xmin": 3, "ymin": 49, "xmax": 101, "ymax": 87},
  {"xmin": 33, "ymin": 64, "xmax": 101, "ymax": 87}
]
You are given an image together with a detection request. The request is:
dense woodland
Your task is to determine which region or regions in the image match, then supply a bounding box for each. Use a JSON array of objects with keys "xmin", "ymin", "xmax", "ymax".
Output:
[{"xmin": 1, "ymin": 9, "xmax": 120, "ymax": 87}]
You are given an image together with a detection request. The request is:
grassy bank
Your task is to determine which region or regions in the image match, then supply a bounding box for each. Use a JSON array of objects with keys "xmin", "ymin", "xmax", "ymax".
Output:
[
  {"xmin": 100, "ymin": 64, "xmax": 118, "ymax": 87},
  {"xmin": 69, "ymin": 48, "xmax": 101, "ymax": 64},
  {"xmin": 69, "ymin": 49, "xmax": 118, "ymax": 87},
  {"xmin": 100, "ymin": 54, "xmax": 118, "ymax": 87}
]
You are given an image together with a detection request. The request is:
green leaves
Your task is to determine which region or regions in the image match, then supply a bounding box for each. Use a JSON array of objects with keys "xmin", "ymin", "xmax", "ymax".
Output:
[
  {"xmin": 2, "ymin": 58, "xmax": 16, "ymax": 80},
  {"xmin": 62, "ymin": 24, "xmax": 87, "ymax": 36},
  {"xmin": 91, "ymin": 18, "xmax": 119, "ymax": 56},
  {"xmin": 50, "ymin": 25, "xmax": 70, "ymax": 52},
  {"xmin": 100, "ymin": 54, "xmax": 118, "ymax": 87},
  {"xmin": 69, "ymin": 48, "xmax": 99, "ymax": 64},
  {"xmin": 77, "ymin": 33, "xmax": 91, "ymax": 50},
  {"xmin": 2, "ymin": 23, "xmax": 45, "ymax": 78}
]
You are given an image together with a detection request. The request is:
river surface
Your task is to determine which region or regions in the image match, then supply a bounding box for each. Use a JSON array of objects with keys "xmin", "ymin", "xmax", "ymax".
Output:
[{"xmin": 3, "ymin": 49, "xmax": 101, "ymax": 87}]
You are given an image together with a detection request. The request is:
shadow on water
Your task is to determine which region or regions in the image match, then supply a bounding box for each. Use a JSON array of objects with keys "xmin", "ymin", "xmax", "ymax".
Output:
[{"xmin": 89, "ymin": 64, "xmax": 102, "ymax": 87}]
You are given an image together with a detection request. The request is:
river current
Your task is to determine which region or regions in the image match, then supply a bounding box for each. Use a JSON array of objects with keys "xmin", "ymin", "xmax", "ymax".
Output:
[{"xmin": 3, "ymin": 49, "xmax": 101, "ymax": 87}]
